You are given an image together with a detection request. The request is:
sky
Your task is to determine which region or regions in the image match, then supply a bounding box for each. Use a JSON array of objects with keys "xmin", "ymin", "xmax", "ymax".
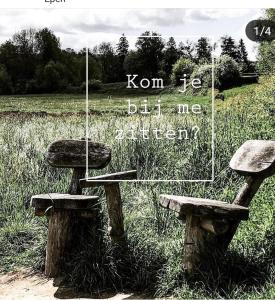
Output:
[{"xmin": 0, "ymin": 8, "xmax": 265, "ymax": 60}]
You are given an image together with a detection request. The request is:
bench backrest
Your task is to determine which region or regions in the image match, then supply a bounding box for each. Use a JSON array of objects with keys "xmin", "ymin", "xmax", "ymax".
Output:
[
  {"xmin": 47, "ymin": 139, "xmax": 111, "ymax": 169},
  {"xmin": 46, "ymin": 139, "xmax": 111, "ymax": 194},
  {"xmin": 230, "ymin": 140, "xmax": 275, "ymax": 178}
]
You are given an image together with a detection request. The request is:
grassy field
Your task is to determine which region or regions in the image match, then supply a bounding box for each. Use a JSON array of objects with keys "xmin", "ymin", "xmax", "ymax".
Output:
[
  {"xmin": 0, "ymin": 77, "xmax": 274, "ymax": 298},
  {"xmin": 0, "ymin": 90, "xmax": 210, "ymax": 114}
]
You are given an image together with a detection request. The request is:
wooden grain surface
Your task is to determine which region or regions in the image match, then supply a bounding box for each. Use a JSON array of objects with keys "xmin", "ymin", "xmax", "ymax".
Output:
[
  {"xmin": 47, "ymin": 139, "xmax": 111, "ymax": 169},
  {"xmin": 31, "ymin": 193, "xmax": 99, "ymax": 210},
  {"xmin": 80, "ymin": 170, "xmax": 137, "ymax": 187},
  {"xmin": 230, "ymin": 140, "xmax": 275, "ymax": 177},
  {"xmin": 159, "ymin": 194, "xmax": 249, "ymax": 220}
]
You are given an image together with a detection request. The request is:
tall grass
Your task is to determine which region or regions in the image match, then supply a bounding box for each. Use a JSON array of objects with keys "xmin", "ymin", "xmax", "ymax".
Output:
[{"xmin": 0, "ymin": 76, "xmax": 274, "ymax": 298}]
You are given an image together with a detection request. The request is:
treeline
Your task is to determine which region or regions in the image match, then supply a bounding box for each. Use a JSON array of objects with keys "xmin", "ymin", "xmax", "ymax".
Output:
[
  {"xmin": 0, "ymin": 28, "xmax": 255, "ymax": 94},
  {"xmin": 257, "ymin": 9, "xmax": 275, "ymax": 74}
]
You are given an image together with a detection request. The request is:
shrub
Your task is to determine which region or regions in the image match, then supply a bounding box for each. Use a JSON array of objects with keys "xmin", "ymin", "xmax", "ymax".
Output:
[
  {"xmin": 25, "ymin": 79, "xmax": 40, "ymax": 94},
  {"xmin": 65, "ymin": 85, "xmax": 81, "ymax": 94},
  {"xmin": 257, "ymin": 41, "xmax": 275, "ymax": 74},
  {"xmin": 81, "ymin": 79, "xmax": 102, "ymax": 92},
  {"xmin": 171, "ymin": 58, "xmax": 195, "ymax": 85},
  {"xmin": 216, "ymin": 55, "xmax": 241, "ymax": 89},
  {"xmin": 89, "ymin": 79, "xmax": 102, "ymax": 91},
  {"xmin": 238, "ymin": 61, "xmax": 256, "ymax": 74},
  {"xmin": 191, "ymin": 64, "xmax": 215, "ymax": 94},
  {"xmin": 190, "ymin": 55, "xmax": 241, "ymax": 91}
]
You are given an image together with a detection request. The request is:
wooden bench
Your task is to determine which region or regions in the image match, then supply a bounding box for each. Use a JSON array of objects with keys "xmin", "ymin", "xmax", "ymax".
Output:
[
  {"xmin": 240, "ymin": 72, "xmax": 259, "ymax": 84},
  {"xmin": 31, "ymin": 139, "xmax": 137, "ymax": 277},
  {"xmin": 159, "ymin": 140, "xmax": 275, "ymax": 273}
]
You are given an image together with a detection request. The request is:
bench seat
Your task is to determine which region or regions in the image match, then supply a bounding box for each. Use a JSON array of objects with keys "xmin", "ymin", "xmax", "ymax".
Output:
[
  {"xmin": 159, "ymin": 194, "xmax": 249, "ymax": 220},
  {"xmin": 31, "ymin": 193, "xmax": 99, "ymax": 210}
]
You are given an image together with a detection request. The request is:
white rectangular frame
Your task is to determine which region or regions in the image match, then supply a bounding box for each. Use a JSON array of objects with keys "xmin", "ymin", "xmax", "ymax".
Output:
[{"xmin": 86, "ymin": 35, "xmax": 215, "ymax": 182}]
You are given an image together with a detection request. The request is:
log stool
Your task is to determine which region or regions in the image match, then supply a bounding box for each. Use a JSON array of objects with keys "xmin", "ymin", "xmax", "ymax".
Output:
[
  {"xmin": 30, "ymin": 139, "xmax": 136, "ymax": 277},
  {"xmin": 159, "ymin": 140, "xmax": 275, "ymax": 273},
  {"xmin": 31, "ymin": 193, "xmax": 99, "ymax": 277}
]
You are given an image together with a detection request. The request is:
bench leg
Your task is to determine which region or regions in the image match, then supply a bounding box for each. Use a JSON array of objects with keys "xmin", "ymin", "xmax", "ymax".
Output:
[
  {"xmin": 45, "ymin": 210, "xmax": 72, "ymax": 277},
  {"xmin": 183, "ymin": 215, "xmax": 227, "ymax": 274},
  {"xmin": 183, "ymin": 215, "xmax": 206, "ymax": 272},
  {"xmin": 219, "ymin": 176, "xmax": 264, "ymax": 250},
  {"xmin": 104, "ymin": 183, "xmax": 125, "ymax": 243}
]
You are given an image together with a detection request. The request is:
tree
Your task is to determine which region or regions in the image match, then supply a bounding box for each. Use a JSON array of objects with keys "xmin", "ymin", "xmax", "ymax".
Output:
[
  {"xmin": 79, "ymin": 54, "xmax": 102, "ymax": 83},
  {"xmin": 237, "ymin": 39, "xmax": 248, "ymax": 64},
  {"xmin": 11, "ymin": 29, "xmax": 38, "ymax": 82},
  {"xmin": 163, "ymin": 37, "xmax": 179, "ymax": 78},
  {"xmin": 13, "ymin": 28, "xmax": 36, "ymax": 56},
  {"xmin": 123, "ymin": 50, "xmax": 143, "ymax": 77},
  {"xmin": 237, "ymin": 39, "xmax": 255, "ymax": 72},
  {"xmin": 220, "ymin": 36, "xmax": 239, "ymax": 61},
  {"xmin": 196, "ymin": 37, "xmax": 211, "ymax": 63},
  {"xmin": 0, "ymin": 64, "xmax": 13, "ymax": 94},
  {"xmin": 97, "ymin": 42, "xmax": 119, "ymax": 83},
  {"xmin": 35, "ymin": 28, "xmax": 61, "ymax": 64},
  {"xmin": 0, "ymin": 41, "xmax": 20, "ymax": 83},
  {"xmin": 36, "ymin": 61, "xmax": 67, "ymax": 92},
  {"xmin": 60, "ymin": 48, "xmax": 80, "ymax": 86},
  {"xmin": 266, "ymin": 8, "xmax": 275, "ymax": 20},
  {"xmin": 135, "ymin": 31, "xmax": 165, "ymax": 78},
  {"xmin": 116, "ymin": 34, "xmax": 129, "ymax": 81},
  {"xmin": 257, "ymin": 41, "xmax": 275, "ymax": 74},
  {"xmin": 117, "ymin": 34, "xmax": 129, "ymax": 57},
  {"xmin": 178, "ymin": 40, "xmax": 195, "ymax": 61},
  {"xmin": 257, "ymin": 9, "xmax": 275, "ymax": 74}
]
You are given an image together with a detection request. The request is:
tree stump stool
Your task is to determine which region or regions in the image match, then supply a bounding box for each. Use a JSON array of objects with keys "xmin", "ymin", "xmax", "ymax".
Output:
[
  {"xmin": 159, "ymin": 140, "xmax": 275, "ymax": 274},
  {"xmin": 31, "ymin": 193, "xmax": 99, "ymax": 277}
]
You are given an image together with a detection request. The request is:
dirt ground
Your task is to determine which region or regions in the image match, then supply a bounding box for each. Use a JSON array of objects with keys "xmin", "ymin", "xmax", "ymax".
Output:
[{"xmin": 0, "ymin": 269, "xmax": 143, "ymax": 300}]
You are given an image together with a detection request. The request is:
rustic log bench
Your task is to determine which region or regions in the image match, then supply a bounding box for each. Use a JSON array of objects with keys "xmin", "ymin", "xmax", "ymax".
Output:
[
  {"xmin": 31, "ymin": 139, "xmax": 136, "ymax": 277},
  {"xmin": 159, "ymin": 140, "xmax": 275, "ymax": 273}
]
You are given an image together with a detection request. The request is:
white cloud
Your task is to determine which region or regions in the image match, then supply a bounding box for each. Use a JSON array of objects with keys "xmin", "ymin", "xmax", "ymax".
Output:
[{"xmin": 0, "ymin": 8, "xmax": 263, "ymax": 59}]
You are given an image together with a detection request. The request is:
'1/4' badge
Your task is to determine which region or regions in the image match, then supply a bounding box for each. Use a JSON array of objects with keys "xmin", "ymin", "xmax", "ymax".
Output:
[{"xmin": 246, "ymin": 19, "xmax": 275, "ymax": 42}]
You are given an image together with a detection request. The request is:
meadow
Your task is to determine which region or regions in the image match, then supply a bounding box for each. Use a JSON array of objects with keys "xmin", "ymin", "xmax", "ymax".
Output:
[{"xmin": 0, "ymin": 77, "xmax": 274, "ymax": 299}]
